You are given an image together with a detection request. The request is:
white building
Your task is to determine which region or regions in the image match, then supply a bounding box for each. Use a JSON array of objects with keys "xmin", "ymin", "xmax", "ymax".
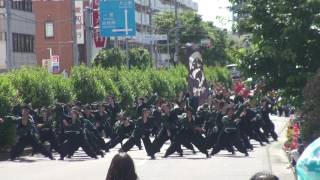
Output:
[
  {"xmin": 0, "ymin": 0, "xmax": 36, "ymax": 72},
  {"xmin": 133, "ymin": 0, "xmax": 198, "ymax": 67}
]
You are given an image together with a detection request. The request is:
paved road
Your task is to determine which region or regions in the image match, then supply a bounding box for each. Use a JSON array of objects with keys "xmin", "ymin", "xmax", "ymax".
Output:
[{"xmin": 0, "ymin": 116, "xmax": 295, "ymax": 180}]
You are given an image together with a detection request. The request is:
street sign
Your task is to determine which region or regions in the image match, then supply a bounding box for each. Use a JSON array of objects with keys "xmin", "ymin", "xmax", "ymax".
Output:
[
  {"xmin": 51, "ymin": 55, "xmax": 60, "ymax": 74},
  {"xmin": 134, "ymin": 34, "xmax": 168, "ymax": 42},
  {"xmin": 100, "ymin": 0, "xmax": 136, "ymax": 37}
]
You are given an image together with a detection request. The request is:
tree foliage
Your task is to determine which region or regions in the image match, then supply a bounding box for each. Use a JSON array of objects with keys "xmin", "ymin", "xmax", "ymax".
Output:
[
  {"xmin": 301, "ymin": 69, "xmax": 320, "ymax": 143},
  {"xmin": 128, "ymin": 48, "xmax": 153, "ymax": 69},
  {"xmin": 155, "ymin": 11, "xmax": 232, "ymax": 66},
  {"xmin": 0, "ymin": 76, "xmax": 21, "ymax": 116},
  {"xmin": 7, "ymin": 67, "xmax": 55, "ymax": 108},
  {"xmin": 71, "ymin": 66, "xmax": 106, "ymax": 104},
  {"xmin": 93, "ymin": 48, "xmax": 127, "ymax": 68},
  {"xmin": 230, "ymin": 0, "xmax": 320, "ymax": 104}
]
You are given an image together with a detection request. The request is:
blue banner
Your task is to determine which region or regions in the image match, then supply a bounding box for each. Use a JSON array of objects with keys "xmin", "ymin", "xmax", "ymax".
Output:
[{"xmin": 100, "ymin": 0, "xmax": 136, "ymax": 37}]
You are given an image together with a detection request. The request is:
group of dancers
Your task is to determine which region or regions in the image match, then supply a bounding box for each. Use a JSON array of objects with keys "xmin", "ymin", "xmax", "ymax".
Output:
[{"xmin": 0, "ymin": 84, "xmax": 279, "ymax": 160}]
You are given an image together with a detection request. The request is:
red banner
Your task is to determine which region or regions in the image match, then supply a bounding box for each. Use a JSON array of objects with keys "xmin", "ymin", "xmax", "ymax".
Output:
[{"xmin": 92, "ymin": 0, "xmax": 106, "ymax": 48}]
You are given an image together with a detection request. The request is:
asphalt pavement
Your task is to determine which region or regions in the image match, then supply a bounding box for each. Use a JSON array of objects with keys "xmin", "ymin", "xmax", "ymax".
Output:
[{"xmin": 0, "ymin": 116, "xmax": 295, "ymax": 180}]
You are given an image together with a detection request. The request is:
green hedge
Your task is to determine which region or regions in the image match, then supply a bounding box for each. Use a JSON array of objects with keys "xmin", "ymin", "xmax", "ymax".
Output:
[
  {"xmin": 205, "ymin": 66, "xmax": 232, "ymax": 88},
  {"xmin": 71, "ymin": 66, "xmax": 106, "ymax": 104},
  {"xmin": 0, "ymin": 76, "xmax": 20, "ymax": 149},
  {"xmin": 0, "ymin": 65, "xmax": 230, "ymax": 109}
]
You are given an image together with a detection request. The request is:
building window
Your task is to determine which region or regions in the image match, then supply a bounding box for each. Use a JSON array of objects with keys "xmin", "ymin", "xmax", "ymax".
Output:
[
  {"xmin": 12, "ymin": 33, "xmax": 34, "ymax": 53},
  {"xmin": 11, "ymin": 0, "xmax": 32, "ymax": 12},
  {"xmin": 45, "ymin": 22, "xmax": 54, "ymax": 38},
  {"xmin": 0, "ymin": 0, "xmax": 4, "ymax": 8}
]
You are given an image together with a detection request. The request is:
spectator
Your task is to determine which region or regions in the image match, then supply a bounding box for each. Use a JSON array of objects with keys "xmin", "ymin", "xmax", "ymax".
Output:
[
  {"xmin": 250, "ymin": 172, "xmax": 279, "ymax": 180},
  {"xmin": 106, "ymin": 153, "xmax": 138, "ymax": 180}
]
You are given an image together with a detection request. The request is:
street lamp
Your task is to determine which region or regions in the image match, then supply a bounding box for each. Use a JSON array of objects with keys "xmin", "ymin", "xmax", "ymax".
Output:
[{"xmin": 47, "ymin": 48, "xmax": 53, "ymax": 59}]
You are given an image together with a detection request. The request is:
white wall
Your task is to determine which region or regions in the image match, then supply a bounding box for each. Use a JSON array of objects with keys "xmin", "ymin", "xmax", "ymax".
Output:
[
  {"xmin": 0, "ymin": 40, "xmax": 6, "ymax": 70},
  {"xmin": 0, "ymin": 9, "xmax": 6, "ymax": 69}
]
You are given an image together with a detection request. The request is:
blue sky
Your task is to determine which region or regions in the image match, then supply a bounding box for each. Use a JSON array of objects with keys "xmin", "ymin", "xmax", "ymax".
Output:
[{"xmin": 194, "ymin": 0, "xmax": 233, "ymax": 30}]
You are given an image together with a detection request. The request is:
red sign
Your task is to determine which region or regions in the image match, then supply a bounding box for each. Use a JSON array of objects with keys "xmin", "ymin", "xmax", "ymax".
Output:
[{"xmin": 93, "ymin": 0, "xmax": 106, "ymax": 48}]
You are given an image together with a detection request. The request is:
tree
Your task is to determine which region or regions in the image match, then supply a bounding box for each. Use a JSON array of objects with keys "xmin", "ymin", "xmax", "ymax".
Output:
[
  {"xmin": 155, "ymin": 11, "xmax": 232, "ymax": 66},
  {"xmin": 230, "ymin": 0, "xmax": 320, "ymax": 104},
  {"xmin": 302, "ymin": 68, "xmax": 320, "ymax": 144},
  {"xmin": 128, "ymin": 48, "xmax": 153, "ymax": 69},
  {"xmin": 93, "ymin": 48, "xmax": 127, "ymax": 68}
]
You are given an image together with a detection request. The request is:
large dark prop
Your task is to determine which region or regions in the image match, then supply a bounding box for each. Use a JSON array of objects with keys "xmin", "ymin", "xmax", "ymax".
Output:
[{"xmin": 183, "ymin": 43, "xmax": 209, "ymax": 106}]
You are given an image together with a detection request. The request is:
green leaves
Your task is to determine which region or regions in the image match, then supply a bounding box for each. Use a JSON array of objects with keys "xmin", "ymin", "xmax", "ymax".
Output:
[
  {"xmin": 302, "ymin": 69, "xmax": 320, "ymax": 143},
  {"xmin": 93, "ymin": 48, "xmax": 127, "ymax": 68},
  {"xmin": 71, "ymin": 66, "xmax": 106, "ymax": 104},
  {"xmin": 0, "ymin": 76, "xmax": 21, "ymax": 117},
  {"xmin": 232, "ymin": 0, "xmax": 320, "ymax": 105},
  {"xmin": 93, "ymin": 47, "xmax": 153, "ymax": 70},
  {"xmin": 155, "ymin": 11, "xmax": 232, "ymax": 66},
  {"xmin": 7, "ymin": 67, "xmax": 55, "ymax": 108},
  {"xmin": 128, "ymin": 48, "xmax": 153, "ymax": 69}
]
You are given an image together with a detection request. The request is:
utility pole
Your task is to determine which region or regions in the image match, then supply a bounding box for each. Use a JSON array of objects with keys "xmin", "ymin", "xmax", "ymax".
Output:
[
  {"xmin": 174, "ymin": 0, "xmax": 179, "ymax": 65},
  {"xmin": 149, "ymin": 0, "xmax": 156, "ymax": 68},
  {"xmin": 71, "ymin": 0, "xmax": 79, "ymax": 66},
  {"xmin": 84, "ymin": 7, "xmax": 93, "ymax": 66},
  {"xmin": 5, "ymin": 0, "xmax": 12, "ymax": 69}
]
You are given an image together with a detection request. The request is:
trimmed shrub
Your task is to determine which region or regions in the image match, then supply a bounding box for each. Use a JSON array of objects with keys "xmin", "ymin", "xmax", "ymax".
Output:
[
  {"xmin": 50, "ymin": 75, "xmax": 74, "ymax": 103},
  {"xmin": 0, "ymin": 76, "xmax": 21, "ymax": 149},
  {"xmin": 93, "ymin": 48, "xmax": 127, "ymax": 68},
  {"xmin": 205, "ymin": 66, "xmax": 232, "ymax": 87},
  {"xmin": 128, "ymin": 48, "xmax": 153, "ymax": 69},
  {"xmin": 0, "ymin": 76, "xmax": 21, "ymax": 116},
  {"xmin": 0, "ymin": 120, "xmax": 16, "ymax": 149},
  {"xmin": 71, "ymin": 66, "xmax": 106, "ymax": 104},
  {"xmin": 91, "ymin": 67, "xmax": 121, "ymax": 100},
  {"xmin": 7, "ymin": 67, "xmax": 55, "ymax": 108}
]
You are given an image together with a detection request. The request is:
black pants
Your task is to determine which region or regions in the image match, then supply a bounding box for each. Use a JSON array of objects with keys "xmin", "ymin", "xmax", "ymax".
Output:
[
  {"xmin": 211, "ymin": 130, "xmax": 247, "ymax": 156},
  {"xmin": 164, "ymin": 130, "xmax": 208, "ymax": 157},
  {"xmin": 97, "ymin": 124, "xmax": 113, "ymax": 138},
  {"xmin": 239, "ymin": 131, "xmax": 253, "ymax": 150},
  {"xmin": 262, "ymin": 120, "xmax": 278, "ymax": 141},
  {"xmin": 106, "ymin": 134, "xmax": 141, "ymax": 150},
  {"xmin": 39, "ymin": 129, "xmax": 60, "ymax": 151},
  {"xmin": 59, "ymin": 133, "xmax": 97, "ymax": 159},
  {"xmin": 121, "ymin": 134, "xmax": 154, "ymax": 156},
  {"xmin": 10, "ymin": 134, "xmax": 53, "ymax": 160},
  {"xmin": 152, "ymin": 128, "xmax": 189, "ymax": 155}
]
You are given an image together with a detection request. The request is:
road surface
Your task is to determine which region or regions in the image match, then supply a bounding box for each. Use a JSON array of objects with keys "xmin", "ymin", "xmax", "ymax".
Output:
[{"xmin": 0, "ymin": 116, "xmax": 295, "ymax": 180}]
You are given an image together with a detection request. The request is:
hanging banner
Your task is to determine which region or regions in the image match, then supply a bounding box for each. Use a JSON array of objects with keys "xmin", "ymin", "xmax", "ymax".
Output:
[
  {"xmin": 93, "ymin": 0, "xmax": 106, "ymax": 48},
  {"xmin": 75, "ymin": 1, "xmax": 84, "ymax": 44},
  {"xmin": 184, "ymin": 43, "xmax": 209, "ymax": 106}
]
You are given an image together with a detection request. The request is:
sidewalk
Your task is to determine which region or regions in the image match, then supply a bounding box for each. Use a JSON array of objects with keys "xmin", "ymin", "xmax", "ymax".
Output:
[{"xmin": 268, "ymin": 116, "xmax": 296, "ymax": 180}]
